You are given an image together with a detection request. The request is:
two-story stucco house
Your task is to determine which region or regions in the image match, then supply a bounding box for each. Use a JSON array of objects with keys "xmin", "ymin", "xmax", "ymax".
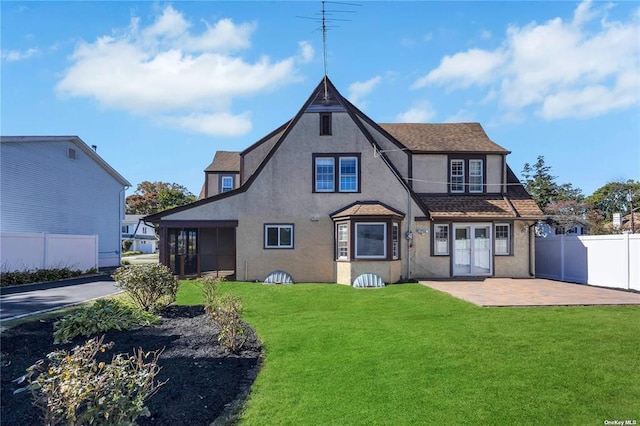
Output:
[
  {"xmin": 122, "ymin": 215, "xmax": 159, "ymax": 253},
  {"xmin": 145, "ymin": 77, "xmax": 544, "ymax": 283},
  {"xmin": 1, "ymin": 136, "xmax": 131, "ymax": 269}
]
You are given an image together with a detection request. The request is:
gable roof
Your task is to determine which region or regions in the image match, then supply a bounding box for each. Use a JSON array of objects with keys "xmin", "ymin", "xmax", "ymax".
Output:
[
  {"xmin": 0, "ymin": 136, "xmax": 131, "ymax": 187},
  {"xmin": 204, "ymin": 151, "xmax": 240, "ymax": 172},
  {"xmin": 331, "ymin": 201, "xmax": 406, "ymax": 220},
  {"xmin": 378, "ymin": 123, "xmax": 510, "ymax": 154}
]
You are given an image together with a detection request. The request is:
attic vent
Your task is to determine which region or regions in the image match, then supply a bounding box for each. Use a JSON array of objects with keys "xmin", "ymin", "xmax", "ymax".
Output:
[
  {"xmin": 320, "ymin": 113, "xmax": 332, "ymax": 135},
  {"xmin": 68, "ymin": 148, "xmax": 77, "ymax": 160}
]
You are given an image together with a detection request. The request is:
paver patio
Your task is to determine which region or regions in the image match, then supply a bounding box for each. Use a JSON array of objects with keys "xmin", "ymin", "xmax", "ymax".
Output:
[{"xmin": 421, "ymin": 278, "xmax": 640, "ymax": 307}]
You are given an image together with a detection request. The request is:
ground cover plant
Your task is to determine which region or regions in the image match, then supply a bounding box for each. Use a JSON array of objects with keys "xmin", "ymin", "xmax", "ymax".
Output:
[
  {"xmin": 0, "ymin": 266, "xmax": 98, "ymax": 287},
  {"xmin": 177, "ymin": 281, "xmax": 640, "ymax": 425}
]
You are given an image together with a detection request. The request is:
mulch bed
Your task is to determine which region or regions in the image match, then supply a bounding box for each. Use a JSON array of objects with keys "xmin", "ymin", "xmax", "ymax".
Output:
[{"xmin": 0, "ymin": 305, "xmax": 263, "ymax": 426}]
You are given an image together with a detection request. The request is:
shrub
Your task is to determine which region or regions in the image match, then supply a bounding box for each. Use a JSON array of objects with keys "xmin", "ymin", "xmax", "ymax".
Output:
[
  {"xmin": 200, "ymin": 276, "xmax": 222, "ymax": 316},
  {"xmin": 111, "ymin": 264, "xmax": 179, "ymax": 312},
  {"xmin": 0, "ymin": 266, "xmax": 95, "ymax": 287},
  {"xmin": 53, "ymin": 299, "xmax": 158, "ymax": 344},
  {"xmin": 14, "ymin": 335, "xmax": 165, "ymax": 426},
  {"xmin": 209, "ymin": 294, "xmax": 249, "ymax": 353}
]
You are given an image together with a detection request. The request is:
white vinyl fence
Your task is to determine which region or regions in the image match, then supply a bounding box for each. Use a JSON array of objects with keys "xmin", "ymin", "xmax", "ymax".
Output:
[
  {"xmin": 1, "ymin": 232, "xmax": 98, "ymax": 272},
  {"xmin": 536, "ymin": 233, "xmax": 639, "ymax": 291}
]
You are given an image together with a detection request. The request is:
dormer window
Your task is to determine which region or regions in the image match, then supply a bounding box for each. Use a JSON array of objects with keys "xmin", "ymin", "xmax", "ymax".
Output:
[
  {"xmin": 320, "ymin": 113, "xmax": 332, "ymax": 135},
  {"xmin": 449, "ymin": 156, "xmax": 485, "ymax": 194}
]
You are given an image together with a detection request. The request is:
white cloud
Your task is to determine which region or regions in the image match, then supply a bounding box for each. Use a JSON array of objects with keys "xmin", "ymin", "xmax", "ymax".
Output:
[
  {"xmin": 412, "ymin": 48, "xmax": 507, "ymax": 90},
  {"xmin": 412, "ymin": 0, "xmax": 640, "ymax": 120},
  {"xmin": 55, "ymin": 5, "xmax": 304, "ymax": 136},
  {"xmin": 396, "ymin": 101, "xmax": 436, "ymax": 122},
  {"xmin": 161, "ymin": 112, "xmax": 252, "ymax": 136},
  {"xmin": 347, "ymin": 76, "xmax": 381, "ymax": 109},
  {"xmin": 298, "ymin": 41, "xmax": 314, "ymax": 63},
  {"xmin": 1, "ymin": 47, "xmax": 38, "ymax": 62},
  {"xmin": 445, "ymin": 109, "xmax": 476, "ymax": 123}
]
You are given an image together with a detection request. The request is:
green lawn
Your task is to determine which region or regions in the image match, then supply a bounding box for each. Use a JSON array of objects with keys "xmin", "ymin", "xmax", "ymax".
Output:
[{"xmin": 177, "ymin": 281, "xmax": 640, "ymax": 425}]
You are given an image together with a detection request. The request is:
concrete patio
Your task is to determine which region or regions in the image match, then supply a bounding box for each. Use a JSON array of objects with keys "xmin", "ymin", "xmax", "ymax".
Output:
[{"xmin": 420, "ymin": 278, "xmax": 640, "ymax": 307}]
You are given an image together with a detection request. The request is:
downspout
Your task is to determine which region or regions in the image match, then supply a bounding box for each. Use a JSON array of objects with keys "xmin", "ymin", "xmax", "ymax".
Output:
[
  {"xmin": 528, "ymin": 222, "xmax": 536, "ymax": 277},
  {"xmin": 375, "ymin": 150, "xmax": 412, "ymax": 280}
]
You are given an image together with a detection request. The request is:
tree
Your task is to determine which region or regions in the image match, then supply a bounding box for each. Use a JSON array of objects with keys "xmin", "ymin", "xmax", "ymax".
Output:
[
  {"xmin": 585, "ymin": 179, "xmax": 640, "ymax": 221},
  {"xmin": 521, "ymin": 156, "xmax": 584, "ymax": 210},
  {"xmin": 126, "ymin": 181, "xmax": 196, "ymax": 215}
]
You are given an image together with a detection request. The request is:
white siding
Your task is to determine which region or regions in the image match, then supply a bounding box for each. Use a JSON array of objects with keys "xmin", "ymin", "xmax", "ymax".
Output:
[{"xmin": 1, "ymin": 140, "xmax": 127, "ymax": 267}]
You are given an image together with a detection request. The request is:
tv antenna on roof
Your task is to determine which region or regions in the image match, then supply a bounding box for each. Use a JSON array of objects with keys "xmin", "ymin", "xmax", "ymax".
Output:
[{"xmin": 298, "ymin": 1, "xmax": 361, "ymax": 99}]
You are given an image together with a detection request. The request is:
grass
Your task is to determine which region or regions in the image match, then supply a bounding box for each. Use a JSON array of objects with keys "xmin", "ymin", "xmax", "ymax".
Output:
[{"xmin": 176, "ymin": 281, "xmax": 640, "ymax": 425}]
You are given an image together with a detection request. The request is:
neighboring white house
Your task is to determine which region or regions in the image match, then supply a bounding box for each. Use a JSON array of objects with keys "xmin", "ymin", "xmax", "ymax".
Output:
[
  {"xmin": 1, "ymin": 136, "xmax": 131, "ymax": 269},
  {"xmin": 122, "ymin": 215, "xmax": 158, "ymax": 253}
]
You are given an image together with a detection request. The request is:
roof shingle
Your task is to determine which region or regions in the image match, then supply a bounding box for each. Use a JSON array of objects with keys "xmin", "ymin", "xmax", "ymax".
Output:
[
  {"xmin": 378, "ymin": 123, "xmax": 510, "ymax": 153},
  {"xmin": 205, "ymin": 151, "xmax": 240, "ymax": 172}
]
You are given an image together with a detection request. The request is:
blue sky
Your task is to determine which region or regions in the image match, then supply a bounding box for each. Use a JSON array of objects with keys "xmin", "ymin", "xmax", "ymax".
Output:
[{"xmin": 2, "ymin": 0, "xmax": 638, "ymax": 197}]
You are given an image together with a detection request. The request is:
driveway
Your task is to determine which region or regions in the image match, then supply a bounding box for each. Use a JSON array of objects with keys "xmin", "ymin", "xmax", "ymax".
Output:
[
  {"xmin": 0, "ymin": 276, "xmax": 122, "ymax": 321},
  {"xmin": 421, "ymin": 278, "xmax": 640, "ymax": 307}
]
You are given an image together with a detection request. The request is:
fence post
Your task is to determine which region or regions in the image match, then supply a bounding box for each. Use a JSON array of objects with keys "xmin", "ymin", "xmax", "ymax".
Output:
[
  {"xmin": 560, "ymin": 234, "xmax": 565, "ymax": 282},
  {"xmin": 42, "ymin": 233, "xmax": 48, "ymax": 269},
  {"xmin": 624, "ymin": 232, "xmax": 630, "ymax": 290}
]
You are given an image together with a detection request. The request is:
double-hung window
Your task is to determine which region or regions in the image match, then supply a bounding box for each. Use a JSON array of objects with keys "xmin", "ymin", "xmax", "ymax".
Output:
[
  {"xmin": 392, "ymin": 223, "xmax": 400, "ymax": 260},
  {"xmin": 469, "ymin": 160, "xmax": 483, "ymax": 192},
  {"xmin": 450, "ymin": 157, "xmax": 485, "ymax": 193},
  {"xmin": 450, "ymin": 160, "xmax": 464, "ymax": 193},
  {"xmin": 315, "ymin": 158, "xmax": 335, "ymax": 192},
  {"xmin": 264, "ymin": 224, "xmax": 294, "ymax": 249},
  {"xmin": 434, "ymin": 224, "xmax": 449, "ymax": 255},
  {"xmin": 337, "ymin": 223, "xmax": 349, "ymax": 259},
  {"xmin": 221, "ymin": 176, "xmax": 234, "ymax": 193},
  {"xmin": 314, "ymin": 154, "xmax": 360, "ymax": 193},
  {"xmin": 495, "ymin": 224, "xmax": 510, "ymax": 255}
]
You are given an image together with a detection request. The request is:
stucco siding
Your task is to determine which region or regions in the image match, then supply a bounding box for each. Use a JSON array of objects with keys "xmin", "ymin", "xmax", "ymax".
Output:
[
  {"xmin": 494, "ymin": 221, "xmax": 534, "ymax": 278},
  {"xmin": 362, "ymin": 121, "xmax": 409, "ymax": 179},
  {"xmin": 412, "ymin": 155, "xmax": 448, "ymax": 193},
  {"xmin": 1, "ymin": 140, "xmax": 127, "ymax": 267},
  {"xmin": 241, "ymin": 131, "xmax": 282, "ymax": 185}
]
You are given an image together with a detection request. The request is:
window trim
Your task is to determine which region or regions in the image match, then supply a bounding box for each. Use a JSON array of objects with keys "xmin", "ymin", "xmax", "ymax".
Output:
[
  {"xmin": 264, "ymin": 224, "xmax": 294, "ymax": 249},
  {"xmin": 355, "ymin": 222, "xmax": 387, "ymax": 259},
  {"xmin": 336, "ymin": 222, "xmax": 349, "ymax": 260},
  {"xmin": 448, "ymin": 155, "xmax": 487, "ymax": 194},
  {"xmin": 392, "ymin": 222, "xmax": 400, "ymax": 260},
  {"xmin": 494, "ymin": 223, "xmax": 511, "ymax": 256},
  {"xmin": 469, "ymin": 159, "xmax": 484, "ymax": 193},
  {"xmin": 450, "ymin": 159, "xmax": 465, "ymax": 193},
  {"xmin": 313, "ymin": 153, "xmax": 361, "ymax": 193},
  {"xmin": 433, "ymin": 224, "xmax": 450, "ymax": 256},
  {"xmin": 220, "ymin": 175, "xmax": 235, "ymax": 193}
]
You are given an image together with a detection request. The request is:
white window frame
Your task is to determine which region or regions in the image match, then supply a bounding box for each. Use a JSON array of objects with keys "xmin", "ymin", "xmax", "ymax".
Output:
[
  {"xmin": 337, "ymin": 223, "xmax": 349, "ymax": 260},
  {"xmin": 315, "ymin": 157, "xmax": 335, "ymax": 192},
  {"xmin": 264, "ymin": 224, "xmax": 294, "ymax": 249},
  {"xmin": 434, "ymin": 224, "xmax": 450, "ymax": 255},
  {"xmin": 392, "ymin": 222, "xmax": 399, "ymax": 260},
  {"xmin": 355, "ymin": 222, "xmax": 387, "ymax": 259},
  {"xmin": 450, "ymin": 159, "xmax": 464, "ymax": 193},
  {"xmin": 494, "ymin": 223, "xmax": 510, "ymax": 255},
  {"xmin": 469, "ymin": 159, "xmax": 483, "ymax": 193},
  {"xmin": 339, "ymin": 157, "xmax": 358, "ymax": 192},
  {"xmin": 221, "ymin": 175, "xmax": 234, "ymax": 193}
]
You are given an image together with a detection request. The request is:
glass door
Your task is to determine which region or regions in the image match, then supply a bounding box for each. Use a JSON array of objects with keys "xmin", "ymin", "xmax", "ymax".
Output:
[
  {"xmin": 473, "ymin": 226, "xmax": 491, "ymax": 274},
  {"xmin": 454, "ymin": 227, "xmax": 471, "ymax": 275},
  {"xmin": 453, "ymin": 224, "xmax": 492, "ymax": 276}
]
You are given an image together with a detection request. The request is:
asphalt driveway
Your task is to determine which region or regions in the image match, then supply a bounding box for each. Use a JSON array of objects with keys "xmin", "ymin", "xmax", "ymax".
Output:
[
  {"xmin": 421, "ymin": 278, "xmax": 640, "ymax": 307},
  {"xmin": 0, "ymin": 275, "xmax": 122, "ymax": 321}
]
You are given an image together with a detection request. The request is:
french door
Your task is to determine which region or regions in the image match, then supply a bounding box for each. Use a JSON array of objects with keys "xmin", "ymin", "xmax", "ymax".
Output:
[{"xmin": 453, "ymin": 224, "xmax": 492, "ymax": 276}]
